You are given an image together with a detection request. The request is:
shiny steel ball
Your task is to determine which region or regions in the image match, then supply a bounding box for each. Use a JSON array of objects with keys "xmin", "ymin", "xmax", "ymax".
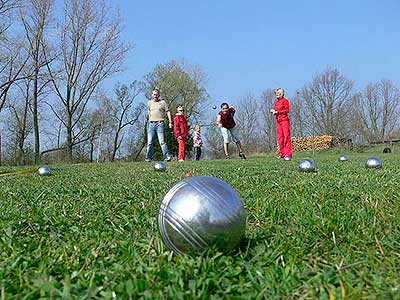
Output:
[
  {"xmin": 158, "ymin": 176, "xmax": 246, "ymax": 255},
  {"xmin": 298, "ymin": 159, "xmax": 316, "ymax": 172},
  {"xmin": 38, "ymin": 165, "xmax": 51, "ymax": 176},
  {"xmin": 383, "ymin": 147, "xmax": 391, "ymax": 154},
  {"xmin": 365, "ymin": 157, "xmax": 382, "ymax": 169},
  {"xmin": 212, "ymin": 105, "xmax": 217, "ymax": 110},
  {"xmin": 154, "ymin": 161, "xmax": 167, "ymax": 172},
  {"xmin": 338, "ymin": 155, "xmax": 349, "ymax": 162}
]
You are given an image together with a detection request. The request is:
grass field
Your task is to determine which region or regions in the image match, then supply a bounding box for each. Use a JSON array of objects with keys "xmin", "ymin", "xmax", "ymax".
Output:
[{"xmin": 1, "ymin": 147, "xmax": 400, "ymax": 299}]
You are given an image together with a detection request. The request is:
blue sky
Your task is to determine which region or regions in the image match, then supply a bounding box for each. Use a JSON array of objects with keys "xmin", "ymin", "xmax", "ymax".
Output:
[{"xmin": 109, "ymin": 0, "xmax": 400, "ymax": 105}]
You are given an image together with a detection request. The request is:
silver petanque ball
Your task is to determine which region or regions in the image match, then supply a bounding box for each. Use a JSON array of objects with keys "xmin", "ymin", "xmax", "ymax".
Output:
[
  {"xmin": 383, "ymin": 147, "xmax": 391, "ymax": 154},
  {"xmin": 158, "ymin": 176, "xmax": 246, "ymax": 255},
  {"xmin": 298, "ymin": 159, "xmax": 316, "ymax": 172},
  {"xmin": 365, "ymin": 157, "xmax": 382, "ymax": 169},
  {"xmin": 338, "ymin": 155, "xmax": 349, "ymax": 162},
  {"xmin": 38, "ymin": 165, "xmax": 51, "ymax": 176},
  {"xmin": 154, "ymin": 161, "xmax": 167, "ymax": 172},
  {"xmin": 212, "ymin": 105, "xmax": 217, "ymax": 110}
]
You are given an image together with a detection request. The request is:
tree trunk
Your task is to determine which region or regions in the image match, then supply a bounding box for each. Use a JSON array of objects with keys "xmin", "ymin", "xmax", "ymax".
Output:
[
  {"xmin": 89, "ymin": 139, "xmax": 94, "ymax": 163},
  {"xmin": 66, "ymin": 114, "xmax": 73, "ymax": 162},
  {"xmin": 17, "ymin": 138, "xmax": 24, "ymax": 165},
  {"xmin": 111, "ymin": 128, "xmax": 122, "ymax": 162},
  {"xmin": 33, "ymin": 68, "xmax": 40, "ymax": 164}
]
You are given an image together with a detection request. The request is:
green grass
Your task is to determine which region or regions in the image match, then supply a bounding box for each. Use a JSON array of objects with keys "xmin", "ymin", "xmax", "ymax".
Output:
[{"xmin": 1, "ymin": 148, "xmax": 400, "ymax": 299}]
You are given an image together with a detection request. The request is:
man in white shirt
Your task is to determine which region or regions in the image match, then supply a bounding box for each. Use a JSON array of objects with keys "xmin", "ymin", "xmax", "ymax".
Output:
[{"xmin": 145, "ymin": 88, "xmax": 173, "ymax": 162}]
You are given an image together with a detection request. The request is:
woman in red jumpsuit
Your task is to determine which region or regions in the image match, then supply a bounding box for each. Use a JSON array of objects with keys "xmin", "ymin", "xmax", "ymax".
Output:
[{"xmin": 270, "ymin": 88, "xmax": 292, "ymax": 159}]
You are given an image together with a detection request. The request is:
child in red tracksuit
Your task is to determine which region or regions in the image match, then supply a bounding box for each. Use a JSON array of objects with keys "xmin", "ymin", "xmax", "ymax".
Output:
[
  {"xmin": 173, "ymin": 106, "xmax": 189, "ymax": 161},
  {"xmin": 270, "ymin": 88, "xmax": 292, "ymax": 159}
]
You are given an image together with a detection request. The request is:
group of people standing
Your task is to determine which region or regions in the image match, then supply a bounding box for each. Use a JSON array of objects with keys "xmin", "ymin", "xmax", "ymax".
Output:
[{"xmin": 145, "ymin": 87, "xmax": 292, "ymax": 162}]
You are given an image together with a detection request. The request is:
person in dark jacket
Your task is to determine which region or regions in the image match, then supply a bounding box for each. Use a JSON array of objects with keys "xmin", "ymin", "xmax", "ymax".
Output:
[{"xmin": 216, "ymin": 102, "xmax": 246, "ymax": 159}]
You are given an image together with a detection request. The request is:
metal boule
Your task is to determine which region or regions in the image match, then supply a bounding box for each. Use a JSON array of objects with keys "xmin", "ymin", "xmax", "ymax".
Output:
[
  {"xmin": 338, "ymin": 155, "xmax": 349, "ymax": 162},
  {"xmin": 158, "ymin": 176, "xmax": 246, "ymax": 255},
  {"xmin": 154, "ymin": 161, "xmax": 167, "ymax": 172},
  {"xmin": 365, "ymin": 157, "xmax": 382, "ymax": 169},
  {"xmin": 212, "ymin": 105, "xmax": 217, "ymax": 110},
  {"xmin": 383, "ymin": 147, "xmax": 391, "ymax": 154},
  {"xmin": 38, "ymin": 165, "xmax": 51, "ymax": 176},
  {"xmin": 298, "ymin": 159, "xmax": 316, "ymax": 172}
]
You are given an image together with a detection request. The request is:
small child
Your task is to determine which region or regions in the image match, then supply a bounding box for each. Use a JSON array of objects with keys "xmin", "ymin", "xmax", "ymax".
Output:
[
  {"xmin": 192, "ymin": 124, "xmax": 203, "ymax": 160},
  {"xmin": 173, "ymin": 106, "xmax": 188, "ymax": 161}
]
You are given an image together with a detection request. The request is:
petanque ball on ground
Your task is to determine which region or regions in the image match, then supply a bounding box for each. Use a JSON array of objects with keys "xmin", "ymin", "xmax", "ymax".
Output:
[
  {"xmin": 38, "ymin": 165, "xmax": 51, "ymax": 176},
  {"xmin": 212, "ymin": 105, "xmax": 217, "ymax": 110},
  {"xmin": 338, "ymin": 155, "xmax": 349, "ymax": 162},
  {"xmin": 383, "ymin": 147, "xmax": 391, "ymax": 154},
  {"xmin": 158, "ymin": 176, "xmax": 246, "ymax": 256},
  {"xmin": 365, "ymin": 157, "xmax": 382, "ymax": 169},
  {"xmin": 154, "ymin": 161, "xmax": 167, "ymax": 172},
  {"xmin": 298, "ymin": 159, "xmax": 316, "ymax": 172}
]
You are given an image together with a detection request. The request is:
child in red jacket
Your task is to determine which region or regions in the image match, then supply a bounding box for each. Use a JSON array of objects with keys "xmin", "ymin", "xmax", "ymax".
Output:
[{"xmin": 174, "ymin": 106, "xmax": 189, "ymax": 161}]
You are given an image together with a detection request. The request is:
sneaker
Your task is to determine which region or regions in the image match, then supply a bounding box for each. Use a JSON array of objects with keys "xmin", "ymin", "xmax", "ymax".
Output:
[
  {"xmin": 239, "ymin": 152, "xmax": 246, "ymax": 159},
  {"xmin": 145, "ymin": 158, "xmax": 151, "ymax": 162},
  {"xmin": 165, "ymin": 157, "xmax": 171, "ymax": 162},
  {"xmin": 225, "ymin": 154, "xmax": 231, "ymax": 159},
  {"xmin": 178, "ymin": 159, "xmax": 184, "ymax": 162}
]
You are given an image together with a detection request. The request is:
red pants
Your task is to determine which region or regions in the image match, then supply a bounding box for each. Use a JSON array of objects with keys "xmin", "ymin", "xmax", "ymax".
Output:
[
  {"xmin": 276, "ymin": 119, "xmax": 292, "ymax": 158},
  {"xmin": 177, "ymin": 138, "xmax": 185, "ymax": 160}
]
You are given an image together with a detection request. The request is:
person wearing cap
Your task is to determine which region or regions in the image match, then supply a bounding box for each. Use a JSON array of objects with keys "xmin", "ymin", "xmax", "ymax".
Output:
[
  {"xmin": 145, "ymin": 88, "xmax": 172, "ymax": 162},
  {"xmin": 216, "ymin": 102, "xmax": 246, "ymax": 159},
  {"xmin": 270, "ymin": 88, "xmax": 292, "ymax": 159}
]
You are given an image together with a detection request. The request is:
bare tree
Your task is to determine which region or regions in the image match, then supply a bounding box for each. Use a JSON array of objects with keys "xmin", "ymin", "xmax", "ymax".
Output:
[
  {"xmin": 126, "ymin": 111, "xmax": 148, "ymax": 161},
  {"xmin": 0, "ymin": 0, "xmax": 21, "ymax": 36},
  {"xmin": 0, "ymin": 35, "xmax": 30, "ymax": 112},
  {"xmin": 300, "ymin": 67, "xmax": 354, "ymax": 137},
  {"xmin": 109, "ymin": 81, "xmax": 145, "ymax": 161},
  {"xmin": 45, "ymin": 0, "xmax": 130, "ymax": 162},
  {"xmin": 260, "ymin": 88, "xmax": 277, "ymax": 150},
  {"xmin": 19, "ymin": 0, "xmax": 53, "ymax": 164},
  {"xmin": 203, "ymin": 124, "xmax": 223, "ymax": 159},
  {"xmin": 4, "ymin": 79, "xmax": 34, "ymax": 164},
  {"xmin": 289, "ymin": 91, "xmax": 309, "ymax": 137},
  {"xmin": 355, "ymin": 79, "xmax": 400, "ymax": 142},
  {"xmin": 235, "ymin": 93, "xmax": 261, "ymax": 153},
  {"xmin": 0, "ymin": 0, "xmax": 27, "ymax": 111}
]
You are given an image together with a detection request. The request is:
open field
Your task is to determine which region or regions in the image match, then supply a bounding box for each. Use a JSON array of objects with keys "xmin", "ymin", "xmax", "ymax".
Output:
[{"xmin": 1, "ymin": 147, "xmax": 400, "ymax": 299}]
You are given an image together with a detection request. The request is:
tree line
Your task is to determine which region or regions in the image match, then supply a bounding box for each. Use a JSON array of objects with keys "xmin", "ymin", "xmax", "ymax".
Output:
[{"xmin": 1, "ymin": 1, "xmax": 399, "ymax": 165}]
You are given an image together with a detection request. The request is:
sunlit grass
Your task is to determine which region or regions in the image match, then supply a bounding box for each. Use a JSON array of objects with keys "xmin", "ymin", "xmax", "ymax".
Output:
[{"xmin": 1, "ymin": 148, "xmax": 399, "ymax": 299}]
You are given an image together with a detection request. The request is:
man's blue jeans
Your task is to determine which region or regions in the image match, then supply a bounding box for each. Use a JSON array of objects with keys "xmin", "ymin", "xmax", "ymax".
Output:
[{"xmin": 145, "ymin": 121, "xmax": 170, "ymax": 161}]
